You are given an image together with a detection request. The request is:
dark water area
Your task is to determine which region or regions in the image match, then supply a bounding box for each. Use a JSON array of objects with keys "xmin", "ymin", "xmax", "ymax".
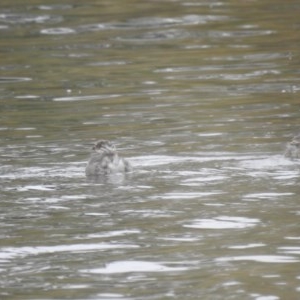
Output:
[{"xmin": 0, "ymin": 1, "xmax": 300, "ymax": 299}]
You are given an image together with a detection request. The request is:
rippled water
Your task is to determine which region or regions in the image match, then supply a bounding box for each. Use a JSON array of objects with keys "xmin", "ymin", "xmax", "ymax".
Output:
[{"xmin": 1, "ymin": 0, "xmax": 300, "ymax": 299}]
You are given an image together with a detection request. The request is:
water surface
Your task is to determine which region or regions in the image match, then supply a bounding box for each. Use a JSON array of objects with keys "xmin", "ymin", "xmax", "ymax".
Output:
[{"xmin": 0, "ymin": 0, "xmax": 300, "ymax": 299}]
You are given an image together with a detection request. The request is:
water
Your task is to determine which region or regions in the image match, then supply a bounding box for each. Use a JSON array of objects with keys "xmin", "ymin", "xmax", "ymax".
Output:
[{"xmin": 0, "ymin": 0, "xmax": 300, "ymax": 299}]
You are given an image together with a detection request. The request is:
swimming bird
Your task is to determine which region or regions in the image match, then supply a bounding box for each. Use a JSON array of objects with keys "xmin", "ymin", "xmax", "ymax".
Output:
[
  {"xmin": 284, "ymin": 134, "xmax": 300, "ymax": 159},
  {"xmin": 85, "ymin": 140, "xmax": 131, "ymax": 176}
]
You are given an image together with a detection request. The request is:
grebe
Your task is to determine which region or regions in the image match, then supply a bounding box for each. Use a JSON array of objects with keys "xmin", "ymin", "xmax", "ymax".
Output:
[
  {"xmin": 284, "ymin": 134, "xmax": 300, "ymax": 159},
  {"xmin": 85, "ymin": 140, "xmax": 131, "ymax": 176}
]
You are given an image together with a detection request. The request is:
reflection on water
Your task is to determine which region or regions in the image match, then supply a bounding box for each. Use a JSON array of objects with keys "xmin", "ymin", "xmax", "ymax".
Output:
[
  {"xmin": 0, "ymin": 0, "xmax": 300, "ymax": 299},
  {"xmin": 184, "ymin": 216, "xmax": 260, "ymax": 229},
  {"xmin": 83, "ymin": 260, "xmax": 188, "ymax": 274}
]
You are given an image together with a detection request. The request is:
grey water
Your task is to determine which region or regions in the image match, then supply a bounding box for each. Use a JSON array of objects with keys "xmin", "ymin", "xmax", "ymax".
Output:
[{"xmin": 0, "ymin": 0, "xmax": 300, "ymax": 299}]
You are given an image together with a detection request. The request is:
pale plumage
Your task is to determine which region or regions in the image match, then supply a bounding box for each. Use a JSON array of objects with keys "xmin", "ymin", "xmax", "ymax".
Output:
[
  {"xmin": 85, "ymin": 140, "xmax": 131, "ymax": 176},
  {"xmin": 284, "ymin": 134, "xmax": 300, "ymax": 159}
]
